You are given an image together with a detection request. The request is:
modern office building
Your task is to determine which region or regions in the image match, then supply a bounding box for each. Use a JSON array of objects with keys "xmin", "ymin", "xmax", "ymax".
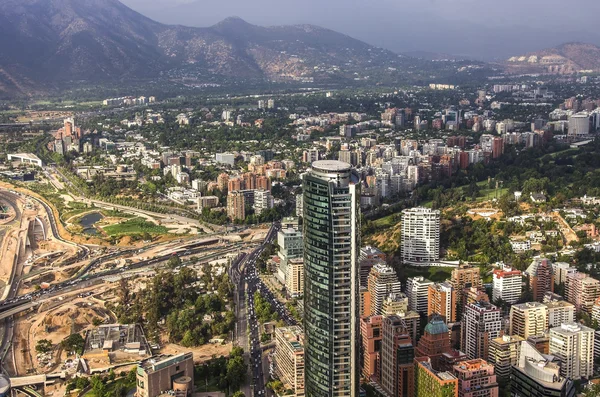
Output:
[
  {"xmin": 452, "ymin": 359, "xmax": 499, "ymax": 397},
  {"xmin": 492, "ymin": 268, "xmax": 522, "ymax": 304},
  {"xmin": 381, "ymin": 315, "xmax": 416, "ymax": 397},
  {"xmin": 274, "ymin": 326, "xmax": 305, "ymax": 397},
  {"xmin": 400, "ymin": 207, "xmax": 440, "ymax": 265},
  {"xmin": 549, "ymin": 322, "xmax": 594, "ymax": 380},
  {"xmin": 510, "ymin": 356, "xmax": 575, "ymax": 397},
  {"xmin": 428, "ymin": 282, "xmax": 457, "ymax": 323},
  {"xmin": 565, "ymin": 272, "xmax": 600, "ymax": 314},
  {"xmin": 509, "ymin": 302, "xmax": 548, "ymax": 340},
  {"xmin": 359, "ymin": 315, "xmax": 383, "ymax": 380},
  {"xmin": 406, "ymin": 276, "xmax": 434, "ymax": 315},
  {"xmin": 303, "ymin": 160, "xmax": 360, "ymax": 397},
  {"xmin": 136, "ymin": 352, "xmax": 194, "ymax": 397},
  {"xmin": 526, "ymin": 258, "xmax": 554, "ymax": 302},
  {"xmin": 415, "ymin": 357, "xmax": 458, "ymax": 397},
  {"xmin": 462, "ymin": 301, "xmax": 503, "ymax": 361},
  {"xmin": 367, "ymin": 264, "xmax": 402, "ymax": 316},
  {"xmin": 488, "ymin": 334, "xmax": 524, "ymax": 381},
  {"xmin": 277, "ymin": 227, "xmax": 303, "ymax": 287},
  {"xmin": 415, "ymin": 315, "xmax": 452, "ymax": 370}
]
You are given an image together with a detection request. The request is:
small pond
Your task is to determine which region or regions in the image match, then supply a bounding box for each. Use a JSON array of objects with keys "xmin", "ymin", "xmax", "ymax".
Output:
[{"xmin": 79, "ymin": 212, "xmax": 104, "ymax": 235}]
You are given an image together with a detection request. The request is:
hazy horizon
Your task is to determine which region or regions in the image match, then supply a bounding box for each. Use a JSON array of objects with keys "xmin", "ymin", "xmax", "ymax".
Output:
[{"xmin": 119, "ymin": 0, "xmax": 600, "ymax": 60}]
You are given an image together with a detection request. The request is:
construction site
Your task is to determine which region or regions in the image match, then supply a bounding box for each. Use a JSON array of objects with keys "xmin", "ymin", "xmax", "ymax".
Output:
[{"xmin": 0, "ymin": 183, "xmax": 264, "ymax": 397}]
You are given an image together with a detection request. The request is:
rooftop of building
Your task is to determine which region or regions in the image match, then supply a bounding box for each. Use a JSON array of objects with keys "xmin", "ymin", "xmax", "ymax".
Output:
[
  {"xmin": 551, "ymin": 322, "xmax": 594, "ymax": 335},
  {"xmin": 402, "ymin": 207, "xmax": 440, "ymax": 215},
  {"xmin": 370, "ymin": 263, "xmax": 395, "ymax": 274},
  {"xmin": 424, "ymin": 315, "xmax": 449, "ymax": 335},
  {"xmin": 545, "ymin": 300, "xmax": 574, "ymax": 309},
  {"xmin": 360, "ymin": 246, "xmax": 384, "ymax": 255},
  {"xmin": 515, "ymin": 357, "xmax": 567, "ymax": 390},
  {"xmin": 417, "ymin": 358, "xmax": 457, "ymax": 381},
  {"xmin": 276, "ymin": 325, "xmax": 304, "ymax": 352},
  {"xmin": 492, "ymin": 334, "xmax": 525, "ymax": 345},
  {"xmin": 312, "ymin": 160, "xmax": 351, "ymax": 172},
  {"xmin": 512, "ymin": 302, "xmax": 547, "ymax": 310},
  {"xmin": 138, "ymin": 352, "xmax": 193, "ymax": 374}
]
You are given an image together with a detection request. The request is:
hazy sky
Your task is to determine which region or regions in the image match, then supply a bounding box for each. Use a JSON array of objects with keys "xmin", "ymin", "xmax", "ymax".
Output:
[{"xmin": 120, "ymin": 0, "xmax": 600, "ymax": 59}]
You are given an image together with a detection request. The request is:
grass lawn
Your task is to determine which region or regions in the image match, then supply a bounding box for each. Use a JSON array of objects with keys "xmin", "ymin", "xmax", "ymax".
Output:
[
  {"xmin": 402, "ymin": 265, "xmax": 453, "ymax": 282},
  {"xmin": 372, "ymin": 213, "xmax": 400, "ymax": 228},
  {"xmin": 103, "ymin": 217, "xmax": 169, "ymax": 236}
]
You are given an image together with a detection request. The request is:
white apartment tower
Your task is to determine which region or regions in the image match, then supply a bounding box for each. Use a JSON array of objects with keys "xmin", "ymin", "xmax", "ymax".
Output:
[
  {"xmin": 367, "ymin": 264, "xmax": 402, "ymax": 316},
  {"xmin": 405, "ymin": 276, "xmax": 434, "ymax": 315},
  {"xmin": 462, "ymin": 301, "xmax": 503, "ymax": 361},
  {"xmin": 549, "ymin": 322, "xmax": 594, "ymax": 380},
  {"xmin": 492, "ymin": 268, "xmax": 522, "ymax": 304},
  {"xmin": 546, "ymin": 301, "xmax": 576, "ymax": 328},
  {"xmin": 401, "ymin": 207, "xmax": 440, "ymax": 265}
]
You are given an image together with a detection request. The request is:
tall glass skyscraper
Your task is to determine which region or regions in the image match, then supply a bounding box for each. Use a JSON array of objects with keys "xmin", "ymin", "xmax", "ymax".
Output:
[{"xmin": 303, "ymin": 160, "xmax": 360, "ymax": 397}]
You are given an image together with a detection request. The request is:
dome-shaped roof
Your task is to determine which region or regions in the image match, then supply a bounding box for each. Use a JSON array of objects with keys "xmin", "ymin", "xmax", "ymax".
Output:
[{"xmin": 424, "ymin": 316, "xmax": 449, "ymax": 335}]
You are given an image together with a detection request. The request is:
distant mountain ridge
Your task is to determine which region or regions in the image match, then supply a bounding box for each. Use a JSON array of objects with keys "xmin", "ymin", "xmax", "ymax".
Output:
[
  {"xmin": 505, "ymin": 42, "xmax": 600, "ymax": 74},
  {"xmin": 0, "ymin": 0, "xmax": 406, "ymax": 97}
]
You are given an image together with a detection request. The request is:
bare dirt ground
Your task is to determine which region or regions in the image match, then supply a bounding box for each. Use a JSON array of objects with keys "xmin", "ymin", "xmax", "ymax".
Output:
[
  {"xmin": 160, "ymin": 342, "xmax": 233, "ymax": 364},
  {"xmin": 12, "ymin": 285, "xmax": 115, "ymax": 376}
]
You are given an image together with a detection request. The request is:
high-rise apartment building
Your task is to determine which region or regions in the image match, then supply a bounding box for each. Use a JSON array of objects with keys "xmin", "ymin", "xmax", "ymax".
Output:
[
  {"xmin": 406, "ymin": 276, "xmax": 434, "ymax": 315},
  {"xmin": 367, "ymin": 264, "xmax": 402, "ymax": 316},
  {"xmin": 450, "ymin": 266, "xmax": 483, "ymax": 317},
  {"xmin": 415, "ymin": 357, "xmax": 458, "ymax": 397},
  {"xmin": 452, "ymin": 359, "xmax": 499, "ymax": 397},
  {"xmin": 492, "ymin": 268, "xmax": 522, "ymax": 304},
  {"xmin": 565, "ymin": 272, "xmax": 600, "ymax": 314},
  {"xmin": 286, "ymin": 258, "xmax": 304, "ymax": 298},
  {"xmin": 593, "ymin": 297, "xmax": 600, "ymax": 325},
  {"xmin": 526, "ymin": 258, "xmax": 554, "ymax": 302},
  {"xmin": 358, "ymin": 246, "xmax": 386, "ymax": 287},
  {"xmin": 546, "ymin": 301, "xmax": 575, "ymax": 328},
  {"xmin": 462, "ymin": 301, "xmax": 503, "ymax": 361},
  {"xmin": 400, "ymin": 207, "xmax": 440, "ymax": 265},
  {"xmin": 303, "ymin": 160, "xmax": 360, "ymax": 397},
  {"xmin": 253, "ymin": 189, "xmax": 274, "ymax": 215},
  {"xmin": 216, "ymin": 173, "xmax": 229, "ymax": 191},
  {"xmin": 549, "ymin": 322, "xmax": 594, "ymax": 380},
  {"xmin": 381, "ymin": 293, "xmax": 408, "ymax": 316},
  {"xmin": 428, "ymin": 282, "xmax": 457, "ymax": 323},
  {"xmin": 509, "ymin": 302, "xmax": 548, "ymax": 340},
  {"xmin": 226, "ymin": 191, "xmax": 245, "ymax": 221},
  {"xmin": 274, "ymin": 326, "xmax": 305, "ymax": 397},
  {"xmin": 359, "ymin": 315, "xmax": 383, "ymax": 380},
  {"xmin": 488, "ymin": 335, "xmax": 524, "ymax": 381}
]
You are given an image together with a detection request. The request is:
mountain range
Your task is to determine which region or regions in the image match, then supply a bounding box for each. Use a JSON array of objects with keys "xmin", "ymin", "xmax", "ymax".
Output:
[
  {"xmin": 505, "ymin": 42, "xmax": 600, "ymax": 74},
  {"xmin": 0, "ymin": 0, "xmax": 414, "ymax": 97},
  {"xmin": 1, "ymin": 0, "xmax": 600, "ymax": 98}
]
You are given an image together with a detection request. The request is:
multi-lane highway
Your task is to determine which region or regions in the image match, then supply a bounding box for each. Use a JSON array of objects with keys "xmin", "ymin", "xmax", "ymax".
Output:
[{"xmin": 231, "ymin": 221, "xmax": 300, "ymax": 396}]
